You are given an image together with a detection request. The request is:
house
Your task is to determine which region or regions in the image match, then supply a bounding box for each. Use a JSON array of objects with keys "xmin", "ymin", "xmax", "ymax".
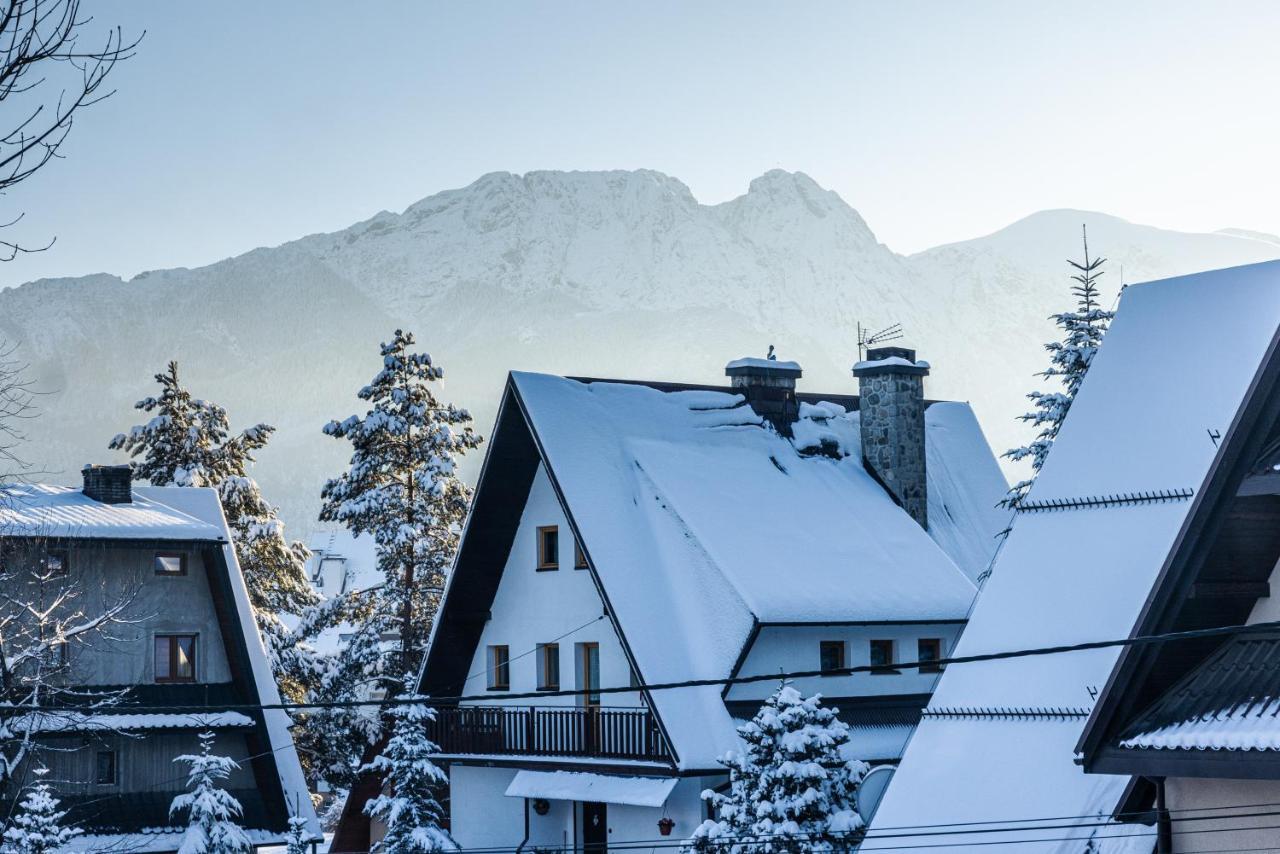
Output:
[
  {"xmin": 1077, "ymin": 265, "xmax": 1280, "ymax": 848},
  {"xmin": 0, "ymin": 465, "xmax": 318, "ymax": 852},
  {"xmin": 332, "ymin": 348, "xmax": 1008, "ymax": 852},
  {"xmin": 303, "ymin": 529, "xmax": 382, "ymax": 657},
  {"xmin": 868, "ymin": 259, "xmax": 1280, "ymax": 851}
]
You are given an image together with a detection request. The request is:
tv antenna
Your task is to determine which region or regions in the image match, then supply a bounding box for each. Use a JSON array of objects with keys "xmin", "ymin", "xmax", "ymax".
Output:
[{"xmin": 857, "ymin": 322, "xmax": 903, "ymax": 362}]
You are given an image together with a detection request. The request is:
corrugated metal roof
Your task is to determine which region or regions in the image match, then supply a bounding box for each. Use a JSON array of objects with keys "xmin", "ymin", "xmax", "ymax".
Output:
[
  {"xmin": 1120, "ymin": 634, "xmax": 1280, "ymax": 751},
  {"xmin": 0, "ymin": 483, "xmax": 223, "ymax": 541}
]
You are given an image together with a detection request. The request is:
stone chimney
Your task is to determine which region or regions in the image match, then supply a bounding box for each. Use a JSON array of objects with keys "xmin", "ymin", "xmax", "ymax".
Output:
[
  {"xmin": 82, "ymin": 464, "xmax": 133, "ymax": 504},
  {"xmin": 725, "ymin": 355, "xmax": 802, "ymax": 437},
  {"xmin": 853, "ymin": 346, "xmax": 929, "ymax": 528}
]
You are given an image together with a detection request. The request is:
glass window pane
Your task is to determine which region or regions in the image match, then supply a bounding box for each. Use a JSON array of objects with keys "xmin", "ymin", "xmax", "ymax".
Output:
[
  {"xmin": 96, "ymin": 751, "xmax": 116, "ymax": 784},
  {"xmin": 175, "ymin": 637, "xmax": 195, "ymax": 679},
  {"xmin": 586, "ymin": 645, "xmax": 600, "ymax": 705},
  {"xmin": 155, "ymin": 637, "xmax": 171, "ymax": 680},
  {"xmin": 155, "ymin": 554, "xmax": 184, "ymax": 575},
  {"xmin": 820, "ymin": 641, "xmax": 845, "ymax": 672}
]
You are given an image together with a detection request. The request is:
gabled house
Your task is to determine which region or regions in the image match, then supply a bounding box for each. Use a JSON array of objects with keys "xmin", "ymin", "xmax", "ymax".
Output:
[
  {"xmin": 0, "ymin": 465, "xmax": 318, "ymax": 852},
  {"xmin": 869, "ymin": 259, "xmax": 1280, "ymax": 852},
  {"xmin": 332, "ymin": 349, "xmax": 1008, "ymax": 853}
]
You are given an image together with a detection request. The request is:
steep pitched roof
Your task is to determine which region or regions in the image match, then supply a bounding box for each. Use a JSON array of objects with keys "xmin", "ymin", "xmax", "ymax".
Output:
[
  {"xmin": 421, "ymin": 371, "xmax": 1005, "ymax": 771},
  {"xmin": 868, "ymin": 260, "xmax": 1280, "ymax": 850},
  {"xmin": 0, "ymin": 483, "xmax": 224, "ymax": 540}
]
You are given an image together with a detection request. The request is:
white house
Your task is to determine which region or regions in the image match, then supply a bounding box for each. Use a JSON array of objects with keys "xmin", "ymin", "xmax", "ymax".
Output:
[
  {"xmin": 303, "ymin": 529, "xmax": 381, "ymax": 657},
  {"xmin": 333, "ymin": 348, "xmax": 1008, "ymax": 853},
  {"xmin": 870, "ymin": 260, "xmax": 1280, "ymax": 852}
]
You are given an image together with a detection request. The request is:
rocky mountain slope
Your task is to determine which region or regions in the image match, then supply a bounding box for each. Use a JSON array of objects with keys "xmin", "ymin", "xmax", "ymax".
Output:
[{"xmin": 3, "ymin": 169, "xmax": 1276, "ymax": 530}]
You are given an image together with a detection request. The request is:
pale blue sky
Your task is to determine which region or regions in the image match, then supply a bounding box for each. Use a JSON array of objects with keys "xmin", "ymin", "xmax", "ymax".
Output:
[{"xmin": 4, "ymin": 0, "xmax": 1278, "ymax": 287}]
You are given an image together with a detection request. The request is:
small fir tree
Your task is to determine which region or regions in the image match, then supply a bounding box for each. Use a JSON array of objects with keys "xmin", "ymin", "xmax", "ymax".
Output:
[
  {"xmin": 1, "ymin": 773, "xmax": 81, "ymax": 854},
  {"xmin": 1002, "ymin": 226, "xmax": 1113, "ymax": 506},
  {"xmin": 362, "ymin": 700, "xmax": 455, "ymax": 854},
  {"xmin": 320, "ymin": 330, "xmax": 481, "ymax": 685},
  {"xmin": 170, "ymin": 732, "xmax": 251, "ymax": 854},
  {"xmin": 283, "ymin": 813, "xmax": 312, "ymax": 854},
  {"xmin": 688, "ymin": 685, "xmax": 868, "ymax": 854}
]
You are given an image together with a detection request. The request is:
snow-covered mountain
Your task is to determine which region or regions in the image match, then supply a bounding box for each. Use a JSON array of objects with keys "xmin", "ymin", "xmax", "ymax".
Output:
[{"xmin": 3, "ymin": 169, "xmax": 1277, "ymax": 530}]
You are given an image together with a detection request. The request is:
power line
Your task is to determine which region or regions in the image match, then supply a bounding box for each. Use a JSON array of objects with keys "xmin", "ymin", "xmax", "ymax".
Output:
[{"xmin": 17, "ymin": 616, "xmax": 1280, "ymax": 715}]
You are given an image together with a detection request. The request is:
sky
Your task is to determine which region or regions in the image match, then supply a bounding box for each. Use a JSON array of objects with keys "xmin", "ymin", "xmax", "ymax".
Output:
[{"xmin": 3, "ymin": 0, "xmax": 1278, "ymax": 288}]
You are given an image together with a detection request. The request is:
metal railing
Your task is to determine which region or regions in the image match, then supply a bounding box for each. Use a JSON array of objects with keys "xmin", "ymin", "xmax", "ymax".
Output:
[{"xmin": 426, "ymin": 705, "xmax": 669, "ymax": 761}]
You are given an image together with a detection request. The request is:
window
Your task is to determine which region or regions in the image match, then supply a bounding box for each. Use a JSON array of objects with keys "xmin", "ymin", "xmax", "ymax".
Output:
[
  {"xmin": 487, "ymin": 645, "xmax": 510, "ymax": 690},
  {"xmin": 537, "ymin": 526, "xmax": 559, "ymax": 570},
  {"xmin": 42, "ymin": 549, "xmax": 68, "ymax": 577},
  {"xmin": 577, "ymin": 642, "xmax": 601, "ymax": 707},
  {"xmin": 537, "ymin": 643, "xmax": 560, "ymax": 691},
  {"xmin": 869, "ymin": 639, "xmax": 897, "ymax": 674},
  {"xmin": 155, "ymin": 634, "xmax": 197, "ymax": 683},
  {"xmin": 154, "ymin": 552, "xmax": 187, "ymax": 576},
  {"xmin": 574, "ymin": 540, "xmax": 589, "ymax": 569},
  {"xmin": 819, "ymin": 641, "xmax": 846, "ymax": 672},
  {"xmin": 96, "ymin": 750, "xmax": 118, "ymax": 785},
  {"xmin": 917, "ymin": 638, "xmax": 943, "ymax": 674}
]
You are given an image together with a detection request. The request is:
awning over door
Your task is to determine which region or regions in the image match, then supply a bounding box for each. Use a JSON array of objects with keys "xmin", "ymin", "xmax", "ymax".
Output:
[{"xmin": 504, "ymin": 770, "xmax": 678, "ymax": 808}]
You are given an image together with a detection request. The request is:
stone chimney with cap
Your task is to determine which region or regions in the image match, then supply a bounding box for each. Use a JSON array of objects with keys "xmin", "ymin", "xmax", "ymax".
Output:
[
  {"xmin": 82, "ymin": 464, "xmax": 133, "ymax": 504},
  {"xmin": 725, "ymin": 351, "xmax": 802, "ymax": 437},
  {"xmin": 853, "ymin": 346, "xmax": 929, "ymax": 528}
]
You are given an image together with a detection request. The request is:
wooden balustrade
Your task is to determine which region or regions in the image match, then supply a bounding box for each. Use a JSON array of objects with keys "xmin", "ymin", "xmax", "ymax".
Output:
[{"xmin": 425, "ymin": 705, "xmax": 668, "ymax": 761}]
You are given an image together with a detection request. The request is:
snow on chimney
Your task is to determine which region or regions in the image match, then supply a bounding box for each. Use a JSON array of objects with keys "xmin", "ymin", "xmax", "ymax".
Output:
[
  {"xmin": 725, "ymin": 350, "xmax": 802, "ymax": 437},
  {"xmin": 82, "ymin": 464, "xmax": 133, "ymax": 504},
  {"xmin": 853, "ymin": 346, "xmax": 929, "ymax": 528}
]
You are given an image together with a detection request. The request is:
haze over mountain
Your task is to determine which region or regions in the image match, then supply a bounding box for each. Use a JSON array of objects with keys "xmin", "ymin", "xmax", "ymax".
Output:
[{"xmin": 3, "ymin": 169, "xmax": 1277, "ymax": 531}]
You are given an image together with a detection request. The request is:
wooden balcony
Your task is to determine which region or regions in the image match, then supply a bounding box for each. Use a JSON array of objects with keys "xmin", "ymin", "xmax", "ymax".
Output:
[{"xmin": 425, "ymin": 705, "xmax": 670, "ymax": 762}]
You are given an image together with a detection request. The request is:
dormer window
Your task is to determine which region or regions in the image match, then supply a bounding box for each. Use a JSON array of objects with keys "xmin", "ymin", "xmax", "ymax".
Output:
[{"xmin": 537, "ymin": 526, "xmax": 559, "ymax": 571}]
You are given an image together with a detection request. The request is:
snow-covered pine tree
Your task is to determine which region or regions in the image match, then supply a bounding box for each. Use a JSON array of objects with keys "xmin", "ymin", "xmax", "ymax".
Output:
[
  {"xmin": 1, "ymin": 773, "xmax": 81, "ymax": 854},
  {"xmin": 283, "ymin": 813, "xmax": 312, "ymax": 854},
  {"xmin": 170, "ymin": 731, "xmax": 252, "ymax": 854},
  {"xmin": 1001, "ymin": 226, "xmax": 1113, "ymax": 507},
  {"xmin": 362, "ymin": 700, "xmax": 455, "ymax": 854},
  {"xmin": 320, "ymin": 330, "xmax": 481, "ymax": 685},
  {"xmin": 688, "ymin": 685, "xmax": 868, "ymax": 854}
]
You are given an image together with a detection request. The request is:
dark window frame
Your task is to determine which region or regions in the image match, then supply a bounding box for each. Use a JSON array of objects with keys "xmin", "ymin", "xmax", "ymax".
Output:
[
  {"xmin": 154, "ymin": 552, "xmax": 188, "ymax": 576},
  {"xmin": 43, "ymin": 548, "xmax": 69, "ymax": 578},
  {"xmin": 488, "ymin": 645, "xmax": 511, "ymax": 691},
  {"xmin": 574, "ymin": 540, "xmax": 589, "ymax": 569},
  {"xmin": 579, "ymin": 642, "xmax": 601, "ymax": 707},
  {"xmin": 536, "ymin": 526, "xmax": 559, "ymax": 571},
  {"xmin": 537, "ymin": 642, "xmax": 560, "ymax": 691},
  {"xmin": 819, "ymin": 640, "xmax": 846, "ymax": 673},
  {"xmin": 917, "ymin": 638, "xmax": 943, "ymax": 673},
  {"xmin": 95, "ymin": 750, "xmax": 118, "ymax": 785},
  {"xmin": 870, "ymin": 639, "xmax": 898, "ymax": 675},
  {"xmin": 154, "ymin": 634, "xmax": 198, "ymax": 683}
]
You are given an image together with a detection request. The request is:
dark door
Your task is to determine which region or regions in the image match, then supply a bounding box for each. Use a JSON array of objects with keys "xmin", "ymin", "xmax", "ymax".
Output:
[{"xmin": 582, "ymin": 801, "xmax": 607, "ymax": 853}]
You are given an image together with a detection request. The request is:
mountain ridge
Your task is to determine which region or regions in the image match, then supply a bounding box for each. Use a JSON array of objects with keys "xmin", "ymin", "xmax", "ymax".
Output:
[{"xmin": 4, "ymin": 169, "xmax": 1278, "ymax": 531}]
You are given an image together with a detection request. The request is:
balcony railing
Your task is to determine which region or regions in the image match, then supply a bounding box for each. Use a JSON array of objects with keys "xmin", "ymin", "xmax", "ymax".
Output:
[{"xmin": 425, "ymin": 705, "xmax": 670, "ymax": 762}]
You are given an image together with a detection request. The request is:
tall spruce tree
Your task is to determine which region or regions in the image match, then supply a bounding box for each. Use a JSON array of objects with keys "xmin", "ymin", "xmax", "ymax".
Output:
[
  {"xmin": 1002, "ymin": 226, "xmax": 1113, "ymax": 506},
  {"xmin": 1, "ymin": 774, "xmax": 81, "ymax": 854},
  {"xmin": 362, "ymin": 700, "xmax": 455, "ymax": 854},
  {"xmin": 688, "ymin": 685, "xmax": 868, "ymax": 854},
  {"xmin": 320, "ymin": 330, "xmax": 481, "ymax": 686},
  {"xmin": 170, "ymin": 732, "xmax": 252, "ymax": 854}
]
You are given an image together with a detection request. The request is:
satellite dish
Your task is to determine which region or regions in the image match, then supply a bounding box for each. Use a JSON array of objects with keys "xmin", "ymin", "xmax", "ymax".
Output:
[{"xmin": 856, "ymin": 764, "xmax": 896, "ymax": 824}]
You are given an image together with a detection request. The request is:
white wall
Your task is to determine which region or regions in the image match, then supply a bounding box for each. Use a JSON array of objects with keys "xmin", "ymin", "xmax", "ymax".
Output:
[
  {"xmin": 461, "ymin": 464, "xmax": 642, "ymax": 709},
  {"xmin": 726, "ymin": 623, "xmax": 964, "ymax": 702},
  {"xmin": 1246, "ymin": 554, "xmax": 1280, "ymax": 625},
  {"xmin": 449, "ymin": 765, "xmax": 525, "ymax": 851},
  {"xmin": 1164, "ymin": 777, "xmax": 1280, "ymax": 853}
]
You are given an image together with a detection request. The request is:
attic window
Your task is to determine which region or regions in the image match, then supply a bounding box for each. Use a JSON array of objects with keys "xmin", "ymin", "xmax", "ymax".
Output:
[
  {"xmin": 537, "ymin": 526, "xmax": 559, "ymax": 571},
  {"xmin": 155, "ymin": 634, "xmax": 197, "ymax": 683},
  {"xmin": 487, "ymin": 645, "xmax": 510, "ymax": 691},
  {"xmin": 870, "ymin": 640, "xmax": 898, "ymax": 675},
  {"xmin": 819, "ymin": 641, "xmax": 846, "ymax": 673},
  {"xmin": 917, "ymin": 638, "xmax": 943, "ymax": 674},
  {"xmin": 154, "ymin": 552, "xmax": 187, "ymax": 576},
  {"xmin": 42, "ymin": 549, "xmax": 68, "ymax": 578},
  {"xmin": 574, "ymin": 541, "xmax": 589, "ymax": 569}
]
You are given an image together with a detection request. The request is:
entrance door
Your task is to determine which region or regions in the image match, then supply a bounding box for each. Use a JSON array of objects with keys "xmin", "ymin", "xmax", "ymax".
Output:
[{"xmin": 582, "ymin": 801, "xmax": 608, "ymax": 853}]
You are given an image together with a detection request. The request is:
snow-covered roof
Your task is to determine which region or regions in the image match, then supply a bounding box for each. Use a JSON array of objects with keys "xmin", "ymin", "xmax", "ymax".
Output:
[
  {"xmin": 724, "ymin": 356, "xmax": 802, "ymax": 373},
  {"xmin": 11, "ymin": 710, "xmax": 254, "ymax": 733},
  {"xmin": 306, "ymin": 528, "xmax": 381, "ymax": 593},
  {"xmin": 1120, "ymin": 697, "xmax": 1280, "ymax": 751},
  {"xmin": 0, "ymin": 483, "xmax": 224, "ymax": 541},
  {"xmin": 510, "ymin": 372, "xmax": 1005, "ymax": 769},
  {"xmin": 135, "ymin": 486, "xmax": 320, "ymax": 839},
  {"xmin": 65, "ymin": 827, "xmax": 287, "ymax": 853},
  {"xmin": 870, "ymin": 260, "xmax": 1280, "ymax": 850}
]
